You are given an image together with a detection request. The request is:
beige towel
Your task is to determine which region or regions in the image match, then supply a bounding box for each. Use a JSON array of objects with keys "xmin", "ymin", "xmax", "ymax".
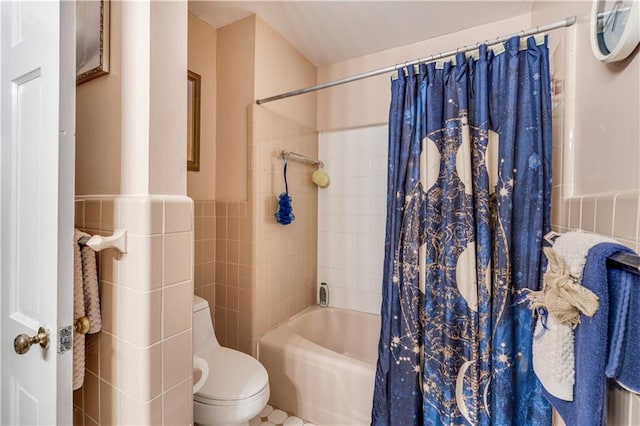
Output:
[
  {"xmin": 80, "ymin": 235, "xmax": 102, "ymax": 333},
  {"xmin": 73, "ymin": 230, "xmax": 103, "ymax": 390},
  {"xmin": 73, "ymin": 230, "xmax": 86, "ymax": 391}
]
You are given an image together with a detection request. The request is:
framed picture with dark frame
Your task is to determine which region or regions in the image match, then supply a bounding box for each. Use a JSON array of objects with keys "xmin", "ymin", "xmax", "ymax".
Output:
[
  {"xmin": 76, "ymin": 0, "xmax": 110, "ymax": 84},
  {"xmin": 187, "ymin": 70, "xmax": 202, "ymax": 172}
]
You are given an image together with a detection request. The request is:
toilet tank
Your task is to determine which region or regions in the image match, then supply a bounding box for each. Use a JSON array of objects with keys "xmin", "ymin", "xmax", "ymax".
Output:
[{"xmin": 193, "ymin": 295, "xmax": 220, "ymax": 353}]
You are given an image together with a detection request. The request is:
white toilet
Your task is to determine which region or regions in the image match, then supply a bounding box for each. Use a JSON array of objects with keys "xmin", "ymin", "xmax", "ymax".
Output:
[{"xmin": 192, "ymin": 296, "xmax": 270, "ymax": 426}]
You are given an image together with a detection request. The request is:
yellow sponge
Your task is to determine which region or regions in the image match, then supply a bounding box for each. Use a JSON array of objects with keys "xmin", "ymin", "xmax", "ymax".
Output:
[{"xmin": 311, "ymin": 169, "xmax": 330, "ymax": 188}]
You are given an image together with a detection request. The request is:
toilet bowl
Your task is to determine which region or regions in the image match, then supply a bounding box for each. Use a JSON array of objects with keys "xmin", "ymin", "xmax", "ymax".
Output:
[{"xmin": 193, "ymin": 296, "xmax": 270, "ymax": 426}]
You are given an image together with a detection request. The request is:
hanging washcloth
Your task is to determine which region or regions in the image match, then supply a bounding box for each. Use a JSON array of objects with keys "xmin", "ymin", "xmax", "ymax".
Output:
[
  {"xmin": 275, "ymin": 155, "xmax": 295, "ymax": 225},
  {"xmin": 527, "ymin": 247, "xmax": 599, "ymax": 327}
]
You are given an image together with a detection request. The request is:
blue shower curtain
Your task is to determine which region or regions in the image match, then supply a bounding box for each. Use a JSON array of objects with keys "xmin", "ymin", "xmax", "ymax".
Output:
[{"xmin": 372, "ymin": 36, "xmax": 552, "ymax": 426}]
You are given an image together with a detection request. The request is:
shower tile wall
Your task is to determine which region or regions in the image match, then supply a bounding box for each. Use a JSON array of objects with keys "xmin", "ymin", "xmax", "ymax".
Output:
[
  {"xmin": 212, "ymin": 106, "xmax": 317, "ymax": 356},
  {"xmin": 249, "ymin": 105, "xmax": 318, "ymax": 350},
  {"xmin": 549, "ymin": 29, "xmax": 640, "ymax": 425},
  {"xmin": 73, "ymin": 196, "xmax": 194, "ymax": 426},
  {"xmin": 317, "ymin": 125, "xmax": 388, "ymax": 315}
]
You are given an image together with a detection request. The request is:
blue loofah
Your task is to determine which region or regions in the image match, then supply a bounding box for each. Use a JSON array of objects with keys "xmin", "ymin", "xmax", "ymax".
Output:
[{"xmin": 275, "ymin": 157, "xmax": 295, "ymax": 225}]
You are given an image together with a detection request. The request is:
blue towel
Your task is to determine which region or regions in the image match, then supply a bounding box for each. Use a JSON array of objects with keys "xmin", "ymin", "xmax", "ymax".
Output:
[
  {"xmin": 547, "ymin": 242, "xmax": 638, "ymax": 426},
  {"xmin": 605, "ymin": 253, "xmax": 640, "ymax": 392}
]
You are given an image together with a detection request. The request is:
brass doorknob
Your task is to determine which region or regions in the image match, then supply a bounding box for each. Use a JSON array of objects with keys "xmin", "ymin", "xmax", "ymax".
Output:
[
  {"xmin": 14, "ymin": 327, "xmax": 50, "ymax": 355},
  {"xmin": 74, "ymin": 316, "xmax": 90, "ymax": 335}
]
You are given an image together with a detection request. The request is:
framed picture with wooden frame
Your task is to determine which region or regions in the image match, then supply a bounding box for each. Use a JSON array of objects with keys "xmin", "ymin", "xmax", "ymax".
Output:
[
  {"xmin": 76, "ymin": 0, "xmax": 110, "ymax": 84},
  {"xmin": 187, "ymin": 70, "xmax": 202, "ymax": 172}
]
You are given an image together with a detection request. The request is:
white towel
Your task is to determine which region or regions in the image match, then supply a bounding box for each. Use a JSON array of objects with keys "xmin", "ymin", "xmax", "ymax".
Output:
[
  {"xmin": 73, "ymin": 230, "xmax": 103, "ymax": 391},
  {"xmin": 533, "ymin": 231, "xmax": 616, "ymax": 401}
]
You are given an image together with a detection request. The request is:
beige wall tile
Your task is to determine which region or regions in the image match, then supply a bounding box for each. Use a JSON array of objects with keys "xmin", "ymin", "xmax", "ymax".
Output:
[
  {"xmin": 117, "ymin": 339, "xmax": 162, "ymax": 401},
  {"xmin": 163, "ymin": 378, "xmax": 193, "ymax": 425},
  {"xmin": 73, "ymin": 387, "xmax": 83, "ymax": 409},
  {"xmin": 595, "ymin": 196, "xmax": 615, "ymax": 236},
  {"xmin": 73, "ymin": 408, "xmax": 84, "ymax": 426},
  {"xmin": 163, "ymin": 281, "xmax": 194, "ymax": 338},
  {"xmin": 116, "ymin": 391, "xmax": 163, "ymax": 425},
  {"xmin": 164, "ymin": 197, "xmax": 193, "ymax": 233},
  {"xmin": 85, "ymin": 200, "xmax": 101, "ymax": 230},
  {"xmin": 85, "ymin": 333, "xmax": 99, "ymax": 375},
  {"xmin": 99, "ymin": 332, "xmax": 116, "ymax": 385},
  {"xmin": 100, "ymin": 282, "xmax": 115, "ymax": 334},
  {"xmin": 114, "ymin": 197, "xmax": 164, "ymax": 236},
  {"xmin": 82, "ymin": 371, "xmax": 100, "ymax": 422},
  {"xmin": 203, "ymin": 200, "xmax": 215, "ymax": 217},
  {"xmin": 117, "ymin": 234, "xmax": 163, "ymax": 290},
  {"xmin": 163, "ymin": 232, "xmax": 193, "ymax": 285},
  {"xmin": 163, "ymin": 330, "xmax": 192, "ymax": 391},
  {"xmin": 116, "ymin": 287, "xmax": 162, "ymax": 346},
  {"xmin": 75, "ymin": 200, "xmax": 85, "ymax": 229},
  {"xmin": 101, "ymin": 199, "xmax": 114, "ymax": 232},
  {"xmin": 194, "ymin": 215, "xmax": 204, "ymax": 241},
  {"xmin": 581, "ymin": 197, "xmax": 596, "ymax": 232},
  {"xmin": 614, "ymin": 194, "xmax": 639, "ymax": 241},
  {"xmin": 202, "ymin": 261, "xmax": 215, "ymax": 285},
  {"xmin": 99, "ymin": 380, "xmax": 114, "ymax": 426}
]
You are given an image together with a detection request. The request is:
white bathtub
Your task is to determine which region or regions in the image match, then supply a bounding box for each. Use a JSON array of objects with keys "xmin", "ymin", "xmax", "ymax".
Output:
[{"xmin": 258, "ymin": 305, "xmax": 380, "ymax": 425}]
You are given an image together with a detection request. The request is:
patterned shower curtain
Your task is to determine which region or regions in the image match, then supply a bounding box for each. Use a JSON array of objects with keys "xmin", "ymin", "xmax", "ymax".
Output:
[{"xmin": 372, "ymin": 36, "xmax": 552, "ymax": 426}]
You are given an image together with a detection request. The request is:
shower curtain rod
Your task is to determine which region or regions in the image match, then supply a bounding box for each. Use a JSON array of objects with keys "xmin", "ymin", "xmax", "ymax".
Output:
[{"xmin": 256, "ymin": 15, "xmax": 576, "ymax": 105}]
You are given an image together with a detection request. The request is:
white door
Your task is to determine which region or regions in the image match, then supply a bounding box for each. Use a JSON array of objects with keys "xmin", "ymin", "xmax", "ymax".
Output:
[{"xmin": 1, "ymin": 1, "xmax": 74, "ymax": 424}]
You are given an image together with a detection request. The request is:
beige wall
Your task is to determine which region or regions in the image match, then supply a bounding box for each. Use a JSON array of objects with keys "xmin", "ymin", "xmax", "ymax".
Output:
[
  {"xmin": 216, "ymin": 15, "xmax": 256, "ymax": 202},
  {"xmin": 188, "ymin": 13, "xmax": 217, "ymax": 201},
  {"xmin": 255, "ymin": 16, "xmax": 317, "ymax": 130},
  {"xmin": 532, "ymin": 1, "xmax": 640, "ymax": 196},
  {"xmin": 148, "ymin": 0, "xmax": 188, "ymax": 196},
  {"xmin": 316, "ymin": 13, "xmax": 532, "ymax": 131},
  {"xmin": 76, "ymin": 0, "xmax": 122, "ymax": 196},
  {"xmin": 215, "ymin": 15, "xmax": 318, "ymax": 202}
]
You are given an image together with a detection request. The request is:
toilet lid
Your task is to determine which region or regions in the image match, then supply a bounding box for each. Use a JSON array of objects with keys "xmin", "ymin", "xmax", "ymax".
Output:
[{"xmin": 195, "ymin": 347, "xmax": 268, "ymax": 402}]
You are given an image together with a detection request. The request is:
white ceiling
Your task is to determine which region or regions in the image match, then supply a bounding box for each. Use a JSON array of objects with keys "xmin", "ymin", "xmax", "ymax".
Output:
[{"xmin": 188, "ymin": 1, "xmax": 535, "ymax": 67}]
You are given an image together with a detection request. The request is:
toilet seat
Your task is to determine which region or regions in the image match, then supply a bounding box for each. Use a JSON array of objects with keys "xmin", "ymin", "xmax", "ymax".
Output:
[{"xmin": 194, "ymin": 347, "xmax": 269, "ymax": 404}]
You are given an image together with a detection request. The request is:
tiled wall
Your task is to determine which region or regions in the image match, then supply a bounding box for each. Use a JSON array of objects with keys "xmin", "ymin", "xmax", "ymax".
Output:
[
  {"xmin": 549, "ymin": 29, "xmax": 640, "ymax": 425},
  {"xmin": 209, "ymin": 106, "xmax": 318, "ymax": 357},
  {"xmin": 317, "ymin": 125, "xmax": 387, "ymax": 315},
  {"xmin": 212, "ymin": 200, "xmax": 253, "ymax": 354},
  {"xmin": 73, "ymin": 195, "xmax": 193, "ymax": 426},
  {"xmin": 193, "ymin": 200, "xmax": 216, "ymax": 326},
  {"xmin": 249, "ymin": 105, "xmax": 318, "ymax": 350}
]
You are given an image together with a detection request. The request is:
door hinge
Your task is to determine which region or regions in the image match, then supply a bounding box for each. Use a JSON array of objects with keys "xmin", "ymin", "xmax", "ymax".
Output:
[{"xmin": 58, "ymin": 325, "xmax": 72, "ymax": 354}]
